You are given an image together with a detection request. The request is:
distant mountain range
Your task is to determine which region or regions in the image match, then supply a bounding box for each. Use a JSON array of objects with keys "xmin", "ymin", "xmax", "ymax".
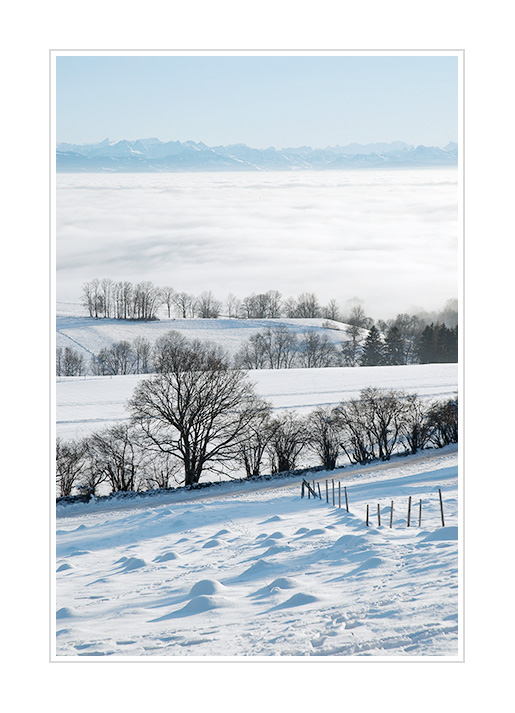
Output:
[{"xmin": 56, "ymin": 138, "xmax": 458, "ymax": 172}]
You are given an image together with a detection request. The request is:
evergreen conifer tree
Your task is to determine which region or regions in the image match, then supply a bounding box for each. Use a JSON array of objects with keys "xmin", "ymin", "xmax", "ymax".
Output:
[
  {"xmin": 384, "ymin": 325, "xmax": 405, "ymax": 365},
  {"xmin": 361, "ymin": 326, "xmax": 386, "ymax": 366}
]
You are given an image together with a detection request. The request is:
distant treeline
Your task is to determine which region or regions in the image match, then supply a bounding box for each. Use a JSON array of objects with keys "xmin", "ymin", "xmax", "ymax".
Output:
[
  {"xmin": 81, "ymin": 278, "xmax": 459, "ymax": 325},
  {"xmin": 57, "ymin": 320, "xmax": 458, "ymax": 377}
]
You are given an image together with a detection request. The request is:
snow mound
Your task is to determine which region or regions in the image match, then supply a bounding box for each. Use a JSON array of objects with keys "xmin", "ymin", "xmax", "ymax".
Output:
[
  {"xmin": 272, "ymin": 593, "xmax": 319, "ymax": 610},
  {"xmin": 268, "ymin": 577, "xmax": 299, "ymax": 590},
  {"xmin": 57, "ymin": 563, "xmax": 74, "ymax": 572},
  {"xmin": 153, "ymin": 551, "xmax": 180, "ymax": 563},
  {"xmin": 263, "ymin": 531, "xmax": 285, "ymax": 540},
  {"xmin": 333, "ymin": 534, "xmax": 367, "ymax": 550},
  {"xmin": 202, "ymin": 539, "xmax": 221, "ymax": 549},
  {"xmin": 188, "ymin": 579, "xmax": 226, "ymax": 597},
  {"xmin": 261, "ymin": 545, "xmax": 292, "ymax": 557},
  {"xmin": 118, "ymin": 557, "xmax": 147, "ymax": 572},
  {"xmin": 351, "ymin": 557, "xmax": 385, "ymax": 574},
  {"xmin": 56, "ymin": 607, "xmax": 78, "ymax": 619},
  {"xmin": 250, "ymin": 577, "xmax": 300, "ymax": 598},
  {"xmin": 152, "ymin": 595, "xmax": 229, "ymax": 620},
  {"xmin": 297, "ymin": 528, "xmax": 326, "ymax": 538},
  {"xmin": 213, "ymin": 529, "xmax": 230, "ymax": 536},
  {"xmin": 263, "ymin": 515, "xmax": 283, "ymax": 523},
  {"xmin": 237, "ymin": 559, "xmax": 275, "ymax": 580},
  {"xmin": 421, "ymin": 526, "xmax": 458, "ymax": 542}
]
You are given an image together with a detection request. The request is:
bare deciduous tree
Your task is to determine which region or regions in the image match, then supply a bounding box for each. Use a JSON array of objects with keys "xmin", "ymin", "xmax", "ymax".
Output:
[
  {"xmin": 307, "ymin": 406, "xmax": 342, "ymax": 470},
  {"xmin": 401, "ymin": 393, "xmax": 433, "ymax": 454},
  {"xmin": 56, "ymin": 347, "xmax": 85, "ymax": 376},
  {"xmin": 336, "ymin": 397, "xmax": 375, "ymax": 465},
  {"xmin": 196, "ymin": 290, "xmax": 222, "ymax": 319},
  {"xmin": 172, "ymin": 291, "xmax": 196, "ymax": 319},
  {"xmin": 56, "ymin": 437, "xmax": 88, "ymax": 497},
  {"xmin": 139, "ymin": 451, "xmax": 181, "ymax": 490},
  {"xmin": 267, "ymin": 413, "xmax": 307, "ymax": 473},
  {"xmin": 236, "ymin": 398, "xmax": 274, "ymax": 477},
  {"xmin": 297, "ymin": 331, "xmax": 338, "ymax": 368},
  {"xmin": 88, "ymin": 424, "xmax": 142, "ymax": 492},
  {"xmin": 427, "ymin": 396, "xmax": 458, "ymax": 448},
  {"xmin": 360, "ymin": 388, "xmax": 407, "ymax": 460},
  {"xmin": 129, "ymin": 339, "xmax": 260, "ymax": 485}
]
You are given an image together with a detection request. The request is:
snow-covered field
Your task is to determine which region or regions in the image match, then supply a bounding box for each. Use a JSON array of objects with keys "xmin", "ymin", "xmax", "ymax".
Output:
[
  {"xmin": 56, "ymin": 362, "xmax": 458, "ymax": 441},
  {"xmin": 55, "ymin": 446, "xmax": 459, "ymax": 658}
]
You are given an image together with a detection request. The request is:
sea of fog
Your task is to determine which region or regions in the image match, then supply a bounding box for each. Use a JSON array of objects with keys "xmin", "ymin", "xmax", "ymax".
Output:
[{"xmin": 56, "ymin": 169, "xmax": 459, "ymax": 320}]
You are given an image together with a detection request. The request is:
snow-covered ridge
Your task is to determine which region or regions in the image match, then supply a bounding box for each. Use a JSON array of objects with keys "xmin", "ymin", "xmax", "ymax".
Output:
[{"xmin": 56, "ymin": 138, "xmax": 458, "ymax": 172}]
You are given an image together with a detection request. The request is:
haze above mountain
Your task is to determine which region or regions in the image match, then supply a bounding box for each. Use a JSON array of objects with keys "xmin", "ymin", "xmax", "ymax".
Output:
[{"xmin": 56, "ymin": 138, "xmax": 458, "ymax": 172}]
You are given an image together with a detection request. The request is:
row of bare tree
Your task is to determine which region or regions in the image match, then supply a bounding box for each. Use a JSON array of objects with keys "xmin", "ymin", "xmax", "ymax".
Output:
[
  {"xmin": 82, "ymin": 278, "xmax": 353, "ymax": 322},
  {"xmin": 56, "ymin": 335, "xmax": 458, "ymax": 498}
]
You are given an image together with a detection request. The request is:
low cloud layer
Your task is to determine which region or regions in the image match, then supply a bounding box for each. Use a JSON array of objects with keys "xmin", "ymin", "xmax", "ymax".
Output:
[{"xmin": 56, "ymin": 170, "xmax": 459, "ymax": 319}]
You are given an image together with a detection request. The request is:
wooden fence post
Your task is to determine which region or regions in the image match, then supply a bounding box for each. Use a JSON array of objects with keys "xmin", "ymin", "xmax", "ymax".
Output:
[
  {"xmin": 326, "ymin": 480, "xmax": 328, "ymax": 503},
  {"xmin": 338, "ymin": 482, "xmax": 341, "ymax": 508},
  {"xmin": 407, "ymin": 496, "xmax": 412, "ymax": 527},
  {"xmin": 345, "ymin": 486, "xmax": 349, "ymax": 513},
  {"xmin": 439, "ymin": 488, "xmax": 445, "ymax": 527},
  {"xmin": 301, "ymin": 481, "xmax": 304, "ymax": 498},
  {"xmin": 366, "ymin": 504, "xmax": 369, "ymax": 527},
  {"xmin": 332, "ymin": 480, "xmax": 335, "ymax": 506},
  {"xmin": 390, "ymin": 500, "xmax": 393, "ymax": 528},
  {"xmin": 377, "ymin": 504, "xmax": 381, "ymax": 527},
  {"xmin": 318, "ymin": 483, "xmax": 322, "ymax": 500},
  {"xmin": 419, "ymin": 499, "xmax": 422, "ymax": 527}
]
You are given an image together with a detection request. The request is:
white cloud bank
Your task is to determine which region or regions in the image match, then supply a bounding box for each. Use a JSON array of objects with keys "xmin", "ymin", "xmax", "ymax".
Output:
[{"xmin": 56, "ymin": 169, "xmax": 458, "ymax": 319}]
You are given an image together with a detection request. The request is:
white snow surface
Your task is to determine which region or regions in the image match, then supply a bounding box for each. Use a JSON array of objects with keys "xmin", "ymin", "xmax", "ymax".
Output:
[
  {"xmin": 55, "ymin": 447, "xmax": 459, "ymax": 658},
  {"xmin": 56, "ymin": 362, "xmax": 458, "ymax": 440}
]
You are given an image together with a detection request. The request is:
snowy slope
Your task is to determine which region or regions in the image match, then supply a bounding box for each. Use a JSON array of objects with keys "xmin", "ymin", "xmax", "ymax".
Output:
[
  {"xmin": 54, "ymin": 447, "xmax": 459, "ymax": 658},
  {"xmin": 56, "ymin": 306, "xmax": 355, "ymax": 362}
]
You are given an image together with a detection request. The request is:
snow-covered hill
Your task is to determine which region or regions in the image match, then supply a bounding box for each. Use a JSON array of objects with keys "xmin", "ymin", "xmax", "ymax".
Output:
[
  {"xmin": 56, "ymin": 303, "xmax": 358, "ymax": 363},
  {"xmin": 54, "ymin": 447, "xmax": 459, "ymax": 658}
]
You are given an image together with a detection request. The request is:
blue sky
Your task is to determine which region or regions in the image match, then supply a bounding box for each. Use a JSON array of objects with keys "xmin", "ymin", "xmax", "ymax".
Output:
[{"xmin": 56, "ymin": 53, "xmax": 458, "ymax": 148}]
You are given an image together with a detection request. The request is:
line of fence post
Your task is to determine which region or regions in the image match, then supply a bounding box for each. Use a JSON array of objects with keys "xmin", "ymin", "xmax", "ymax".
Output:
[{"xmin": 303, "ymin": 482, "xmax": 446, "ymax": 530}]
